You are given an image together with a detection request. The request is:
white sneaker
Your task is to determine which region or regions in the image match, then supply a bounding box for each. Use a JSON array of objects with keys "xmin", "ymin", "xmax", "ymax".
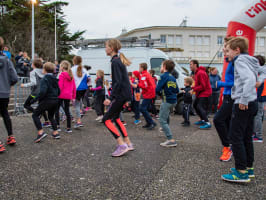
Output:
[{"xmin": 95, "ymin": 115, "xmax": 103, "ymax": 121}]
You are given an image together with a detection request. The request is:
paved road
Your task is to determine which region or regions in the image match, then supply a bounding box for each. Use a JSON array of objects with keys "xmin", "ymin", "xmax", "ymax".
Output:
[{"xmin": 0, "ymin": 112, "xmax": 265, "ymax": 200}]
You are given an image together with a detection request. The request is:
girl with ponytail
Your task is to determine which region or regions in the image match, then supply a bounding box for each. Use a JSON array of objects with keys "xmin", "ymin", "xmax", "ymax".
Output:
[
  {"xmin": 56, "ymin": 61, "xmax": 76, "ymax": 133},
  {"xmin": 102, "ymin": 39, "xmax": 134, "ymax": 157},
  {"xmin": 71, "ymin": 56, "xmax": 88, "ymax": 128}
]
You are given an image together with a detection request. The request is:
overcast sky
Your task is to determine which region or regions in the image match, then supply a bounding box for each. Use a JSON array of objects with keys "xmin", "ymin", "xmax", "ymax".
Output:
[{"xmin": 62, "ymin": 0, "xmax": 250, "ymax": 39}]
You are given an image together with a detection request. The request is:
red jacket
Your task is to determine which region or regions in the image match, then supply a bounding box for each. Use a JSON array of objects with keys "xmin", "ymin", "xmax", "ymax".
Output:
[
  {"xmin": 193, "ymin": 66, "xmax": 212, "ymax": 98},
  {"xmin": 138, "ymin": 70, "xmax": 156, "ymax": 99}
]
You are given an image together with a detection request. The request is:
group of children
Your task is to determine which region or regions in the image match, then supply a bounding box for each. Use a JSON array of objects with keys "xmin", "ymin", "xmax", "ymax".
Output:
[{"xmin": 0, "ymin": 36, "xmax": 265, "ymax": 184}]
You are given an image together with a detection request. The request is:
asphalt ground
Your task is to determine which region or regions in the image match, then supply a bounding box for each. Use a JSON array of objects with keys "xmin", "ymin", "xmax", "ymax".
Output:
[{"xmin": 0, "ymin": 112, "xmax": 265, "ymax": 200}]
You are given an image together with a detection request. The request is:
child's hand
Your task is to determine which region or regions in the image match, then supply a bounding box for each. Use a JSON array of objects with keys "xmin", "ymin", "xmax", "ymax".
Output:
[
  {"xmin": 239, "ymin": 104, "xmax": 248, "ymax": 110},
  {"xmin": 20, "ymin": 84, "xmax": 24, "ymax": 87},
  {"xmin": 189, "ymin": 90, "xmax": 193, "ymax": 94},
  {"xmin": 180, "ymin": 89, "xmax": 185, "ymax": 93},
  {"xmin": 104, "ymin": 99, "xmax": 111, "ymax": 106}
]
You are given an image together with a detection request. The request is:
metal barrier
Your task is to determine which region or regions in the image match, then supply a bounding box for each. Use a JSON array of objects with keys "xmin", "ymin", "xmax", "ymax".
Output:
[{"xmin": 13, "ymin": 77, "xmax": 32, "ymax": 115}]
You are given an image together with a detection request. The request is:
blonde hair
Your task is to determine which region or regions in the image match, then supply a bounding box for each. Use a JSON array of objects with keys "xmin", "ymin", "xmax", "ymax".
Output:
[
  {"xmin": 106, "ymin": 39, "xmax": 131, "ymax": 66},
  {"xmin": 227, "ymin": 37, "xmax": 249, "ymax": 53},
  {"xmin": 60, "ymin": 60, "xmax": 73, "ymax": 80},
  {"xmin": 184, "ymin": 77, "xmax": 193, "ymax": 86},
  {"xmin": 96, "ymin": 70, "xmax": 105, "ymax": 86},
  {"xmin": 73, "ymin": 56, "xmax": 83, "ymax": 77},
  {"xmin": 44, "ymin": 62, "xmax": 55, "ymax": 73}
]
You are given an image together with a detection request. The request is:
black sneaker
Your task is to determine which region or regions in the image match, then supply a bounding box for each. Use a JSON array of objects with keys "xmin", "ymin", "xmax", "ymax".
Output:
[
  {"xmin": 52, "ymin": 134, "xmax": 61, "ymax": 139},
  {"xmin": 142, "ymin": 124, "xmax": 150, "ymax": 128},
  {"xmin": 147, "ymin": 123, "xmax": 157, "ymax": 130},
  {"xmin": 183, "ymin": 122, "xmax": 190, "ymax": 127},
  {"xmin": 181, "ymin": 121, "xmax": 185, "ymax": 125},
  {"xmin": 34, "ymin": 133, "xmax": 48, "ymax": 143},
  {"xmin": 66, "ymin": 128, "xmax": 72, "ymax": 133}
]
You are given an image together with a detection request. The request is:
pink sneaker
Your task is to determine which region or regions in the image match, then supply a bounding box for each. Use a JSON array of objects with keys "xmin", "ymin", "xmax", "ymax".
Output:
[
  {"xmin": 112, "ymin": 144, "xmax": 129, "ymax": 157},
  {"xmin": 127, "ymin": 143, "xmax": 135, "ymax": 151}
]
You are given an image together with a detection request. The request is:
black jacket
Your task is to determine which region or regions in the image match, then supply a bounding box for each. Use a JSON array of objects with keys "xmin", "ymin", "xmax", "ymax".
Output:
[
  {"xmin": 110, "ymin": 55, "xmax": 131, "ymax": 101},
  {"xmin": 33, "ymin": 73, "xmax": 60, "ymax": 103},
  {"xmin": 183, "ymin": 86, "xmax": 192, "ymax": 104}
]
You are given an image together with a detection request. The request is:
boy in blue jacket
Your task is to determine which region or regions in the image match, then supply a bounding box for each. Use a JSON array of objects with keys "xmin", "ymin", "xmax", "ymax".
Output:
[{"xmin": 156, "ymin": 60, "xmax": 179, "ymax": 147}]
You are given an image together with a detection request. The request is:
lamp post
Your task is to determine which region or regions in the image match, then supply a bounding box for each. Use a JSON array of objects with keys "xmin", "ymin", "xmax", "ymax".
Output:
[
  {"xmin": 55, "ymin": 5, "xmax": 57, "ymax": 61},
  {"xmin": 31, "ymin": 0, "xmax": 36, "ymax": 60}
]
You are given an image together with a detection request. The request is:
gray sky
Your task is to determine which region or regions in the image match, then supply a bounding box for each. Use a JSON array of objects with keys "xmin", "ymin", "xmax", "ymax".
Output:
[{"xmin": 63, "ymin": 0, "xmax": 250, "ymax": 39}]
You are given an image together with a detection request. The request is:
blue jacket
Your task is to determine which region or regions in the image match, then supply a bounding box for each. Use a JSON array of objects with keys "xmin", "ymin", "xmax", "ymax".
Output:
[
  {"xmin": 217, "ymin": 60, "xmax": 234, "ymax": 95},
  {"xmin": 156, "ymin": 72, "xmax": 179, "ymax": 104},
  {"xmin": 209, "ymin": 74, "xmax": 221, "ymax": 93},
  {"xmin": 257, "ymin": 81, "xmax": 266, "ymax": 102}
]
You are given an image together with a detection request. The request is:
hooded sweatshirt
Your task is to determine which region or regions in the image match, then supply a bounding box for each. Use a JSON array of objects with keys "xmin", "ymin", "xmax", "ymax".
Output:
[
  {"xmin": 231, "ymin": 54, "xmax": 259, "ymax": 105},
  {"xmin": 23, "ymin": 68, "xmax": 44, "ymax": 97},
  {"xmin": 58, "ymin": 72, "xmax": 76, "ymax": 100},
  {"xmin": 138, "ymin": 70, "xmax": 156, "ymax": 99},
  {"xmin": 192, "ymin": 66, "xmax": 212, "ymax": 98},
  {"xmin": 0, "ymin": 52, "xmax": 18, "ymax": 98}
]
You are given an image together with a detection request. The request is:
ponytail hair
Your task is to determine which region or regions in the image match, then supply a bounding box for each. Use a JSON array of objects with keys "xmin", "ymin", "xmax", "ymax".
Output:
[
  {"xmin": 106, "ymin": 39, "xmax": 131, "ymax": 66},
  {"xmin": 73, "ymin": 56, "xmax": 83, "ymax": 77},
  {"xmin": 60, "ymin": 60, "xmax": 73, "ymax": 80}
]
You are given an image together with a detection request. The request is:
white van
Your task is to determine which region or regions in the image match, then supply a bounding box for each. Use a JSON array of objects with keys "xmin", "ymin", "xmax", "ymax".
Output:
[{"xmin": 77, "ymin": 47, "xmax": 186, "ymax": 114}]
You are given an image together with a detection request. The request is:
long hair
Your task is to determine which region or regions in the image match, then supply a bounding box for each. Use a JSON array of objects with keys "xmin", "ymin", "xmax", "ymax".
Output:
[
  {"xmin": 60, "ymin": 60, "xmax": 73, "ymax": 80},
  {"xmin": 73, "ymin": 56, "xmax": 83, "ymax": 77},
  {"xmin": 95, "ymin": 69, "xmax": 105, "ymax": 87},
  {"xmin": 106, "ymin": 39, "xmax": 131, "ymax": 66}
]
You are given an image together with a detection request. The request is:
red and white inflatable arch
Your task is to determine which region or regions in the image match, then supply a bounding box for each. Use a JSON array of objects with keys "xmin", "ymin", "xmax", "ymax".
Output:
[{"xmin": 219, "ymin": 0, "xmax": 266, "ymax": 106}]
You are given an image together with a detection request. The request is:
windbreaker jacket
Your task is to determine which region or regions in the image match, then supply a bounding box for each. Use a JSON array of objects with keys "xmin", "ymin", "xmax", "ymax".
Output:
[
  {"xmin": 193, "ymin": 66, "xmax": 212, "ymax": 98},
  {"xmin": 139, "ymin": 70, "xmax": 156, "ymax": 99},
  {"xmin": 156, "ymin": 72, "xmax": 179, "ymax": 104},
  {"xmin": 0, "ymin": 52, "xmax": 18, "ymax": 98},
  {"xmin": 71, "ymin": 65, "xmax": 88, "ymax": 91},
  {"xmin": 217, "ymin": 60, "xmax": 234, "ymax": 95},
  {"xmin": 231, "ymin": 54, "xmax": 259, "ymax": 105},
  {"xmin": 110, "ymin": 55, "xmax": 131, "ymax": 101},
  {"xmin": 58, "ymin": 72, "xmax": 76, "ymax": 100}
]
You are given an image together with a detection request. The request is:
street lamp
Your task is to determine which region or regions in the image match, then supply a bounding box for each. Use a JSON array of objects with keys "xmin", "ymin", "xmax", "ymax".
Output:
[
  {"xmin": 55, "ymin": 5, "xmax": 57, "ymax": 61},
  {"xmin": 31, "ymin": 0, "xmax": 36, "ymax": 60}
]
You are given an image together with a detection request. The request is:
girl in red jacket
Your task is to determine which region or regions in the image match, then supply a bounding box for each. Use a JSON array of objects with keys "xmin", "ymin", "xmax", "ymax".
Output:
[{"xmin": 55, "ymin": 61, "xmax": 76, "ymax": 133}]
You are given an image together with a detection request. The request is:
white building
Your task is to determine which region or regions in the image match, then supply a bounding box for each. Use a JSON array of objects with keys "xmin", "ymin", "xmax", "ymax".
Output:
[{"xmin": 119, "ymin": 26, "xmax": 266, "ymax": 67}]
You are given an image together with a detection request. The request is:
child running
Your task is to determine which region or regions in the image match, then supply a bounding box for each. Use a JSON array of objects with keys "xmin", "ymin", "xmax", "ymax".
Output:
[
  {"xmin": 221, "ymin": 37, "xmax": 259, "ymax": 183},
  {"xmin": 0, "ymin": 37, "xmax": 18, "ymax": 152},
  {"xmin": 32, "ymin": 62, "xmax": 61, "ymax": 143},
  {"xmin": 91, "ymin": 70, "xmax": 105, "ymax": 122},
  {"xmin": 156, "ymin": 60, "xmax": 179, "ymax": 147},
  {"xmin": 103, "ymin": 39, "xmax": 133, "ymax": 157},
  {"xmin": 55, "ymin": 61, "xmax": 76, "ymax": 133},
  {"xmin": 71, "ymin": 56, "xmax": 88, "ymax": 128},
  {"xmin": 131, "ymin": 71, "xmax": 141, "ymax": 125}
]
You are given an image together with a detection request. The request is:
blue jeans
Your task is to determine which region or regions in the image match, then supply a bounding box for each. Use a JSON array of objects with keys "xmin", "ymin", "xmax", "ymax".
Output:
[
  {"xmin": 140, "ymin": 99, "xmax": 154, "ymax": 125},
  {"xmin": 132, "ymin": 100, "xmax": 140, "ymax": 120},
  {"xmin": 159, "ymin": 102, "xmax": 176, "ymax": 140}
]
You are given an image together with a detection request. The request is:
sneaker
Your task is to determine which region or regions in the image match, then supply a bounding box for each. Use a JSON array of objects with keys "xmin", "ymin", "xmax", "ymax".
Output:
[
  {"xmin": 199, "ymin": 123, "xmax": 211, "ymax": 129},
  {"xmin": 221, "ymin": 169, "xmax": 250, "ymax": 183},
  {"xmin": 230, "ymin": 167, "xmax": 255, "ymax": 178},
  {"xmin": 7, "ymin": 136, "xmax": 16, "ymax": 145},
  {"xmin": 57, "ymin": 127, "xmax": 62, "ymax": 132},
  {"xmin": 74, "ymin": 122, "xmax": 84, "ymax": 129},
  {"xmin": 71, "ymin": 117, "xmax": 75, "ymax": 123},
  {"xmin": 52, "ymin": 133, "xmax": 61, "ymax": 139},
  {"xmin": 134, "ymin": 119, "xmax": 141, "ymax": 125},
  {"xmin": 121, "ymin": 121, "xmax": 127, "ymax": 126},
  {"xmin": 66, "ymin": 128, "xmax": 72, "ymax": 133},
  {"xmin": 95, "ymin": 115, "xmax": 103, "ymax": 121},
  {"xmin": 220, "ymin": 147, "xmax": 233, "ymax": 162},
  {"xmin": 34, "ymin": 132, "xmax": 48, "ymax": 143},
  {"xmin": 159, "ymin": 127, "xmax": 163, "ymax": 132},
  {"xmin": 42, "ymin": 122, "xmax": 51, "ymax": 128},
  {"xmin": 0, "ymin": 142, "xmax": 6, "ymax": 153},
  {"xmin": 127, "ymin": 143, "xmax": 135, "ymax": 151},
  {"xmin": 147, "ymin": 123, "xmax": 157, "ymax": 130},
  {"xmin": 253, "ymin": 136, "xmax": 263, "ymax": 143},
  {"xmin": 181, "ymin": 121, "xmax": 185, "ymax": 125},
  {"xmin": 182, "ymin": 122, "xmax": 190, "ymax": 127},
  {"xmin": 112, "ymin": 144, "xmax": 129, "ymax": 157},
  {"xmin": 142, "ymin": 124, "xmax": 150, "ymax": 128},
  {"xmin": 160, "ymin": 140, "xmax": 177, "ymax": 147},
  {"xmin": 194, "ymin": 120, "xmax": 205, "ymax": 125}
]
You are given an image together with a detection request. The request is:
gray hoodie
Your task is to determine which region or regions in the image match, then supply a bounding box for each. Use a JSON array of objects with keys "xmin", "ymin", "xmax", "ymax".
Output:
[
  {"xmin": 0, "ymin": 54, "xmax": 18, "ymax": 98},
  {"xmin": 231, "ymin": 54, "xmax": 259, "ymax": 105},
  {"xmin": 23, "ymin": 68, "xmax": 44, "ymax": 96}
]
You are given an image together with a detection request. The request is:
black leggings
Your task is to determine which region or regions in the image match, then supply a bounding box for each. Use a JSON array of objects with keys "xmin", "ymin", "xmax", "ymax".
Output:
[
  {"xmin": 0, "ymin": 98, "xmax": 13, "ymax": 136},
  {"xmin": 95, "ymin": 95, "xmax": 105, "ymax": 116},
  {"xmin": 102, "ymin": 99, "xmax": 128, "ymax": 139},
  {"xmin": 32, "ymin": 99, "xmax": 58, "ymax": 131},
  {"xmin": 24, "ymin": 95, "xmax": 49, "ymax": 121},
  {"xmin": 55, "ymin": 99, "xmax": 71, "ymax": 128},
  {"xmin": 194, "ymin": 97, "xmax": 209, "ymax": 122}
]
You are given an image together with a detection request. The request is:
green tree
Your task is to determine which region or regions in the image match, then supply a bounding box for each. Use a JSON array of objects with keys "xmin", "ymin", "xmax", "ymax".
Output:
[{"xmin": 0, "ymin": 0, "xmax": 84, "ymax": 62}]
